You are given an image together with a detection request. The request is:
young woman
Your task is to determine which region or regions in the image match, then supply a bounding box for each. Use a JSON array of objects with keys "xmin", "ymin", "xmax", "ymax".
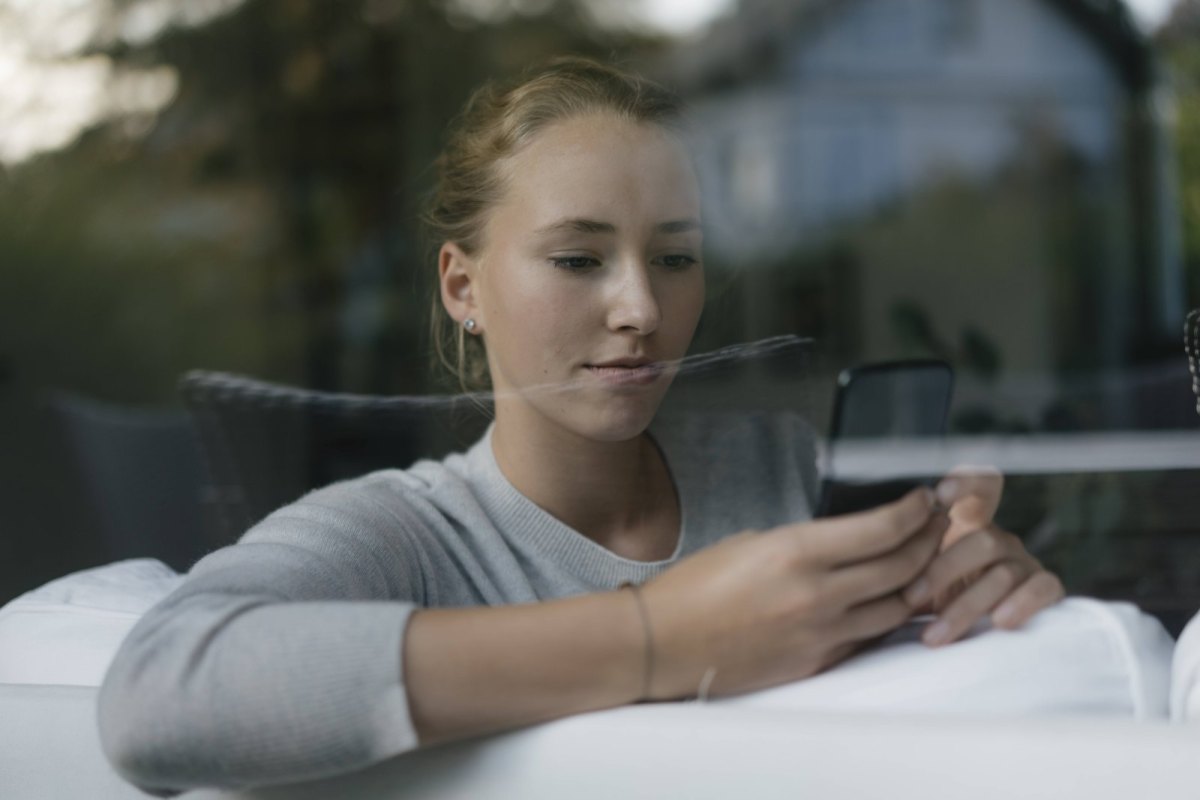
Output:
[{"xmin": 98, "ymin": 57, "xmax": 1063, "ymax": 794}]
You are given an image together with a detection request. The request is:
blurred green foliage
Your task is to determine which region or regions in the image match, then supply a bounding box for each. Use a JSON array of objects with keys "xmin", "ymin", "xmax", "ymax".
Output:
[
  {"xmin": 0, "ymin": 143, "xmax": 294, "ymax": 403},
  {"xmin": 0, "ymin": 0, "xmax": 663, "ymax": 402},
  {"xmin": 1161, "ymin": 1, "xmax": 1200, "ymax": 308}
]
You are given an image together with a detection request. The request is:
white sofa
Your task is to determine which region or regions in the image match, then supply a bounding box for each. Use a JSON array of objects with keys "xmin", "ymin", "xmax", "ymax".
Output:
[{"xmin": 3, "ymin": 560, "xmax": 1200, "ymax": 800}]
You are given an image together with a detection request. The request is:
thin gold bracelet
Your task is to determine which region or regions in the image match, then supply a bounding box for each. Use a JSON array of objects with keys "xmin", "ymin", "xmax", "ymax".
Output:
[{"xmin": 619, "ymin": 581, "xmax": 655, "ymax": 702}]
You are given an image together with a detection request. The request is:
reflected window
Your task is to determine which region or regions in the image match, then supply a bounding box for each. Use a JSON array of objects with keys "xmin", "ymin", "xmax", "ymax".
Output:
[
  {"xmin": 933, "ymin": 0, "xmax": 979, "ymax": 50},
  {"xmin": 728, "ymin": 131, "xmax": 779, "ymax": 227}
]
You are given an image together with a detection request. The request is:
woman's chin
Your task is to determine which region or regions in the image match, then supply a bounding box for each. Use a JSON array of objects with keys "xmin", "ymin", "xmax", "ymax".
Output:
[
  {"xmin": 571, "ymin": 398, "xmax": 664, "ymax": 443},
  {"xmin": 496, "ymin": 378, "xmax": 670, "ymax": 443}
]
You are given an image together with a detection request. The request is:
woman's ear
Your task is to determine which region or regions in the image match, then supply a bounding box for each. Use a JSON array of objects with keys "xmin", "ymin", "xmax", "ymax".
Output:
[{"xmin": 439, "ymin": 242, "xmax": 481, "ymax": 329}]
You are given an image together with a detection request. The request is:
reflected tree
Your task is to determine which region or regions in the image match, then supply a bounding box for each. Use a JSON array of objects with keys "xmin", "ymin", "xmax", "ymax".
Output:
[
  {"xmin": 1160, "ymin": 0, "xmax": 1200, "ymax": 309},
  {"xmin": 1, "ymin": 0, "xmax": 664, "ymax": 400}
]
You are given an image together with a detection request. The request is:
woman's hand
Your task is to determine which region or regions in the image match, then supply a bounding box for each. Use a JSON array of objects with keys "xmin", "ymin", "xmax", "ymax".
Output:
[
  {"xmin": 902, "ymin": 467, "xmax": 1065, "ymax": 647},
  {"xmin": 639, "ymin": 488, "xmax": 948, "ymax": 700}
]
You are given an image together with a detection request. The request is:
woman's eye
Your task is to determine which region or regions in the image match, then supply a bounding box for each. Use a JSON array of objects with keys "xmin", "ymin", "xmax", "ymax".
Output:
[
  {"xmin": 550, "ymin": 256, "xmax": 600, "ymax": 270},
  {"xmin": 656, "ymin": 254, "xmax": 698, "ymax": 270}
]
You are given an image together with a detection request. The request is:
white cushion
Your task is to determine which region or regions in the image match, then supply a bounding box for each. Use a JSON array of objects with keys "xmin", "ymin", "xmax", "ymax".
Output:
[
  {"xmin": 5, "ymin": 685, "xmax": 1200, "ymax": 800},
  {"xmin": 0, "ymin": 569, "xmax": 1189, "ymax": 800},
  {"xmin": 0, "ymin": 558, "xmax": 181, "ymax": 686},
  {"xmin": 0, "ymin": 559, "xmax": 1176, "ymax": 718},
  {"xmin": 1170, "ymin": 609, "xmax": 1200, "ymax": 720},
  {"xmin": 176, "ymin": 709, "xmax": 1200, "ymax": 800},
  {"xmin": 0, "ymin": 684, "xmax": 152, "ymax": 800},
  {"xmin": 721, "ymin": 597, "xmax": 1174, "ymax": 719}
]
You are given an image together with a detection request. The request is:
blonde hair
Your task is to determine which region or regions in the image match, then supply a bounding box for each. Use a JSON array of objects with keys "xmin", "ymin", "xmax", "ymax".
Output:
[{"xmin": 422, "ymin": 56, "xmax": 686, "ymax": 393}]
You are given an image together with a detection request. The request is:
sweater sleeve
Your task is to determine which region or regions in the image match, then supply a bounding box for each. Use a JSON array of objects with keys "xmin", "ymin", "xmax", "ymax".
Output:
[{"xmin": 97, "ymin": 477, "xmax": 431, "ymax": 796}]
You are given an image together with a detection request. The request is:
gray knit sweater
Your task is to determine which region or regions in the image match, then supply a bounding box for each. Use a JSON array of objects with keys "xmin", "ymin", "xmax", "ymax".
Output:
[{"xmin": 97, "ymin": 411, "xmax": 819, "ymax": 795}]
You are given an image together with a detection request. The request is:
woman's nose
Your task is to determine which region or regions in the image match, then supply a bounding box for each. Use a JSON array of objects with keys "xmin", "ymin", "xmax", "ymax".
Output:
[{"xmin": 605, "ymin": 263, "xmax": 661, "ymax": 335}]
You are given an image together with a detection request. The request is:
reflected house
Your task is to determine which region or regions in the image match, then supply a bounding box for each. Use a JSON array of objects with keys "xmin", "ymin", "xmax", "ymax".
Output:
[{"xmin": 667, "ymin": 0, "xmax": 1185, "ymax": 424}]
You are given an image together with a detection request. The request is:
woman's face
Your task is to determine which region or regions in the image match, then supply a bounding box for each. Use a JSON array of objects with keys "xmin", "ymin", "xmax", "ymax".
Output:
[{"xmin": 463, "ymin": 112, "xmax": 705, "ymax": 443}]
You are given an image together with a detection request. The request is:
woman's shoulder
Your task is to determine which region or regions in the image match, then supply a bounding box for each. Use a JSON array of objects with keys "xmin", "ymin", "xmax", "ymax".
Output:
[
  {"xmin": 240, "ymin": 445, "xmax": 482, "ymax": 551},
  {"xmin": 211, "ymin": 448, "xmax": 486, "ymax": 601},
  {"xmin": 279, "ymin": 448, "xmax": 482, "ymax": 527}
]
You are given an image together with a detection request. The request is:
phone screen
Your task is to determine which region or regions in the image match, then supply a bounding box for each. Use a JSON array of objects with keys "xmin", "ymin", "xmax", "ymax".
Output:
[{"xmin": 816, "ymin": 360, "xmax": 954, "ymax": 517}]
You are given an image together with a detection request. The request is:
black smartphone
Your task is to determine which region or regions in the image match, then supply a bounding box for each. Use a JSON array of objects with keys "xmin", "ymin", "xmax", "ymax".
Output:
[{"xmin": 815, "ymin": 359, "xmax": 954, "ymax": 517}]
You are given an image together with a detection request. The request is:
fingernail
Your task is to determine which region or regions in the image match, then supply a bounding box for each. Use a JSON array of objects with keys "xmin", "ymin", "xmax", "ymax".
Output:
[
  {"xmin": 936, "ymin": 480, "xmax": 959, "ymax": 506},
  {"xmin": 993, "ymin": 602, "xmax": 1018, "ymax": 627},
  {"xmin": 923, "ymin": 620, "xmax": 951, "ymax": 647},
  {"xmin": 905, "ymin": 578, "xmax": 930, "ymax": 606}
]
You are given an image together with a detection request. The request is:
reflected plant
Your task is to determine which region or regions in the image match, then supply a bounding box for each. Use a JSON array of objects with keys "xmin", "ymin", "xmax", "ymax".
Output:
[
  {"xmin": 889, "ymin": 300, "xmax": 1019, "ymax": 433},
  {"xmin": 890, "ymin": 300, "xmax": 1002, "ymax": 380}
]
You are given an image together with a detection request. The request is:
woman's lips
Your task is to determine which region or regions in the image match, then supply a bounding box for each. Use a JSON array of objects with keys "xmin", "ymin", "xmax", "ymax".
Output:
[{"xmin": 584, "ymin": 362, "xmax": 664, "ymax": 386}]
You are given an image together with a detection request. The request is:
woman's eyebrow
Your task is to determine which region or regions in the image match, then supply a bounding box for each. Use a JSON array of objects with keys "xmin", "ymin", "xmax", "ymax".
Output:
[
  {"xmin": 656, "ymin": 219, "xmax": 702, "ymax": 235},
  {"xmin": 534, "ymin": 218, "xmax": 703, "ymax": 236},
  {"xmin": 535, "ymin": 218, "xmax": 616, "ymax": 236}
]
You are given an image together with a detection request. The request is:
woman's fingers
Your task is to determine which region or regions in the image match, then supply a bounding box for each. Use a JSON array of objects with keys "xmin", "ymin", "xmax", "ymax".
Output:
[
  {"xmin": 794, "ymin": 487, "xmax": 937, "ymax": 567},
  {"xmin": 920, "ymin": 559, "xmax": 1036, "ymax": 646},
  {"xmin": 836, "ymin": 593, "xmax": 917, "ymax": 644},
  {"xmin": 821, "ymin": 510, "xmax": 949, "ymax": 607},
  {"xmin": 816, "ymin": 641, "xmax": 861, "ymax": 674},
  {"xmin": 990, "ymin": 571, "xmax": 1066, "ymax": 630},
  {"xmin": 897, "ymin": 523, "xmax": 1068, "ymax": 647},
  {"xmin": 658, "ymin": 483, "xmax": 1061, "ymax": 699},
  {"xmin": 936, "ymin": 465, "xmax": 1003, "ymax": 512},
  {"xmin": 936, "ymin": 466, "xmax": 1003, "ymax": 538},
  {"xmin": 903, "ymin": 525, "xmax": 1024, "ymax": 607}
]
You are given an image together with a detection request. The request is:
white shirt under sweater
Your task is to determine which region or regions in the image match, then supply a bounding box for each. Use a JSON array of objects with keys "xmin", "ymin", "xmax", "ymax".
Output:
[{"xmin": 97, "ymin": 411, "xmax": 820, "ymax": 795}]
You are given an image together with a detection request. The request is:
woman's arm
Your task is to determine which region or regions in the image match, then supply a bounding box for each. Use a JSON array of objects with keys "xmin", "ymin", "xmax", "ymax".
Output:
[
  {"xmin": 100, "ymin": 484, "xmax": 946, "ymax": 793},
  {"xmin": 403, "ymin": 488, "xmax": 951, "ymax": 745},
  {"xmin": 404, "ymin": 591, "xmax": 644, "ymax": 746},
  {"xmin": 98, "ymin": 483, "xmax": 433, "ymax": 795}
]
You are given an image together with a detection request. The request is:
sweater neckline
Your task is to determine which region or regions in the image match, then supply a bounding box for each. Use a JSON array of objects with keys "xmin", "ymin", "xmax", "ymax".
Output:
[{"xmin": 464, "ymin": 421, "xmax": 689, "ymax": 588}]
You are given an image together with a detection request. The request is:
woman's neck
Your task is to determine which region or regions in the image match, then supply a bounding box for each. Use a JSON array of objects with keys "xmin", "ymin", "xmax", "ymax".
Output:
[{"xmin": 489, "ymin": 410, "xmax": 679, "ymax": 561}]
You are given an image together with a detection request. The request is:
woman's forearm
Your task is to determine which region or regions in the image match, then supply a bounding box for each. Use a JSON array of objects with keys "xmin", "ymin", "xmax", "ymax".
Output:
[{"xmin": 403, "ymin": 589, "xmax": 645, "ymax": 746}]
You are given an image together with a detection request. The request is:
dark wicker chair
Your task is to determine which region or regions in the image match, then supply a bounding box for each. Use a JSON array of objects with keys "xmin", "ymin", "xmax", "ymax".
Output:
[
  {"xmin": 179, "ymin": 338, "xmax": 812, "ymax": 547},
  {"xmin": 51, "ymin": 392, "xmax": 211, "ymax": 571},
  {"xmin": 180, "ymin": 371, "xmax": 491, "ymax": 545}
]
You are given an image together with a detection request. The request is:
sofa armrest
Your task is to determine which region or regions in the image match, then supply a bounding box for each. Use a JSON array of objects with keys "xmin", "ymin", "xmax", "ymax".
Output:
[
  {"xmin": 0, "ymin": 683, "xmax": 151, "ymax": 799},
  {"xmin": 4, "ymin": 683, "xmax": 1200, "ymax": 800},
  {"xmin": 183, "ymin": 706, "xmax": 1200, "ymax": 800}
]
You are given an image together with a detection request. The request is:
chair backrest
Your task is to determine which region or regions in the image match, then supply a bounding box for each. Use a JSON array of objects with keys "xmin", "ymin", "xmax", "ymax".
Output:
[
  {"xmin": 179, "ymin": 371, "xmax": 491, "ymax": 544},
  {"xmin": 1188, "ymin": 309, "xmax": 1200, "ymax": 418},
  {"xmin": 50, "ymin": 393, "xmax": 210, "ymax": 571},
  {"xmin": 180, "ymin": 337, "xmax": 816, "ymax": 543}
]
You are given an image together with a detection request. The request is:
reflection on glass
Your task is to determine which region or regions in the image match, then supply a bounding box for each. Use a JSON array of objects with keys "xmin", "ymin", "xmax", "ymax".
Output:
[{"xmin": 0, "ymin": 1, "xmax": 1198, "ymax": 769}]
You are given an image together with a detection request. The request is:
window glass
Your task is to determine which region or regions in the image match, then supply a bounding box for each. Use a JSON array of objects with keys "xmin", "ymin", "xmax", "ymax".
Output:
[{"xmin": 1, "ymin": 0, "xmax": 1197, "ymax": 667}]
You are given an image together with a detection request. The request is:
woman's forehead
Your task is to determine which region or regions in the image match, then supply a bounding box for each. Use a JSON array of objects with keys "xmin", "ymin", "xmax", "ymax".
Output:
[
  {"xmin": 510, "ymin": 112, "xmax": 687, "ymax": 166},
  {"xmin": 493, "ymin": 114, "xmax": 700, "ymax": 226}
]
